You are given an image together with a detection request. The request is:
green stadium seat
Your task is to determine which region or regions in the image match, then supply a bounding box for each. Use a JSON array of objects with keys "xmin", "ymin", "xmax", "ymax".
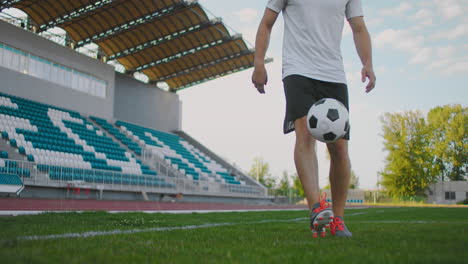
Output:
[{"xmin": 0, "ymin": 173, "xmax": 23, "ymax": 185}]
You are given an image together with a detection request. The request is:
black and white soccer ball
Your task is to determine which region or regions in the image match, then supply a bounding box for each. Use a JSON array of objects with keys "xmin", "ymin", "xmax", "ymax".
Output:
[{"xmin": 306, "ymin": 98, "xmax": 349, "ymax": 143}]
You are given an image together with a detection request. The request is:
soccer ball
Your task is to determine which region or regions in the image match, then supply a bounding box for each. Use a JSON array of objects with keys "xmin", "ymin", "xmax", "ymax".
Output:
[{"xmin": 306, "ymin": 98, "xmax": 349, "ymax": 143}]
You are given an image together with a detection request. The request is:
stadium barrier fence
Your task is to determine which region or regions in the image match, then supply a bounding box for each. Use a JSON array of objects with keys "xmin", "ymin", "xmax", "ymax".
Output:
[{"xmin": 0, "ymin": 158, "xmax": 268, "ymax": 199}]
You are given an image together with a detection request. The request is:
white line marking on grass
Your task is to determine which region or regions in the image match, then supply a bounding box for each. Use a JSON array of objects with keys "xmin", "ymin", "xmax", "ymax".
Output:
[
  {"xmin": 347, "ymin": 212, "xmax": 368, "ymax": 216},
  {"xmin": 0, "ymin": 208, "xmax": 308, "ymax": 216},
  {"xmin": 15, "ymin": 211, "xmax": 461, "ymax": 241},
  {"xmin": 17, "ymin": 213, "xmax": 369, "ymax": 241},
  {"xmin": 18, "ymin": 223, "xmax": 236, "ymax": 241},
  {"xmin": 1, "ymin": 207, "xmax": 370, "ymax": 216},
  {"xmin": 354, "ymin": 221, "xmax": 466, "ymax": 224},
  {"xmin": 109, "ymin": 209, "xmax": 309, "ymax": 214},
  {"xmin": 17, "ymin": 218, "xmax": 307, "ymax": 241}
]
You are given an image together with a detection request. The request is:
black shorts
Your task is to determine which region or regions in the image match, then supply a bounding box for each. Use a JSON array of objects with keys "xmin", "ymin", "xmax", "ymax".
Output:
[{"xmin": 283, "ymin": 74, "xmax": 350, "ymax": 139}]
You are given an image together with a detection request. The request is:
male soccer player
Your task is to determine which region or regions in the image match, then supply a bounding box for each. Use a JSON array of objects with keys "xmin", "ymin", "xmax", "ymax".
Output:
[{"xmin": 252, "ymin": 0, "xmax": 376, "ymax": 237}]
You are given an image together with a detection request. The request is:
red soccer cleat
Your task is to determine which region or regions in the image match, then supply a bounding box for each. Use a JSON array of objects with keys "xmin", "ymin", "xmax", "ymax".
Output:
[
  {"xmin": 310, "ymin": 193, "xmax": 334, "ymax": 238},
  {"xmin": 330, "ymin": 216, "xmax": 352, "ymax": 237}
]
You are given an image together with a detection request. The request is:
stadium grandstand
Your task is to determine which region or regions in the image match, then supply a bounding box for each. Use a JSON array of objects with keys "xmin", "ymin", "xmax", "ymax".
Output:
[{"xmin": 0, "ymin": 0, "xmax": 273, "ymax": 204}]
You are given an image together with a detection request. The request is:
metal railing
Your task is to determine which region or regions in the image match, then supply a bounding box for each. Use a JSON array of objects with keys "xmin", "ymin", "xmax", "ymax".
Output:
[
  {"xmin": 141, "ymin": 146, "xmax": 268, "ymax": 196},
  {"xmin": 0, "ymin": 158, "xmax": 267, "ymax": 198},
  {"xmin": 141, "ymin": 147, "xmax": 186, "ymax": 179}
]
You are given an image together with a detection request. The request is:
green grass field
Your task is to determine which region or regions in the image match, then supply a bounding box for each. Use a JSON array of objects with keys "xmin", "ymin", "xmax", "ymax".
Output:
[{"xmin": 0, "ymin": 207, "xmax": 467, "ymax": 264}]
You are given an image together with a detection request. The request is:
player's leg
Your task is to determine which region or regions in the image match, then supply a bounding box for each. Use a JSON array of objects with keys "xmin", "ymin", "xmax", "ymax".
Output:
[
  {"xmin": 293, "ymin": 116, "xmax": 320, "ymax": 209},
  {"xmin": 295, "ymin": 116, "xmax": 333, "ymax": 237},
  {"xmin": 327, "ymin": 139, "xmax": 350, "ymax": 217},
  {"xmin": 284, "ymin": 75, "xmax": 333, "ymax": 237},
  {"xmin": 327, "ymin": 139, "xmax": 353, "ymax": 237}
]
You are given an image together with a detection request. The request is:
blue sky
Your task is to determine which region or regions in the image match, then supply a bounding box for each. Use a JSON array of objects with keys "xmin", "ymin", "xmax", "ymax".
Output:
[{"xmin": 180, "ymin": 0, "xmax": 468, "ymax": 189}]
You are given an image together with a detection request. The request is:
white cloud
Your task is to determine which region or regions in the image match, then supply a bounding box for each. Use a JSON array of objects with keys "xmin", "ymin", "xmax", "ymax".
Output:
[
  {"xmin": 409, "ymin": 9, "xmax": 433, "ymax": 29},
  {"xmin": 427, "ymin": 55, "xmax": 468, "ymax": 75},
  {"xmin": 411, "ymin": 9, "xmax": 432, "ymax": 20},
  {"xmin": 233, "ymin": 8, "xmax": 259, "ymax": 23},
  {"xmin": 381, "ymin": 2, "xmax": 412, "ymax": 16},
  {"xmin": 444, "ymin": 60, "xmax": 468, "ymax": 75},
  {"xmin": 237, "ymin": 26, "xmax": 258, "ymax": 45},
  {"xmin": 346, "ymin": 70, "xmax": 362, "ymax": 84},
  {"xmin": 366, "ymin": 17, "xmax": 384, "ymax": 29},
  {"xmin": 433, "ymin": 0, "xmax": 464, "ymax": 19},
  {"xmin": 376, "ymin": 66, "xmax": 387, "ymax": 74},
  {"xmin": 374, "ymin": 29, "xmax": 424, "ymax": 53},
  {"xmin": 374, "ymin": 26, "xmax": 467, "ymax": 75},
  {"xmin": 432, "ymin": 23, "xmax": 468, "ymax": 40},
  {"xmin": 409, "ymin": 47, "xmax": 432, "ymax": 64},
  {"xmin": 436, "ymin": 45, "xmax": 456, "ymax": 59}
]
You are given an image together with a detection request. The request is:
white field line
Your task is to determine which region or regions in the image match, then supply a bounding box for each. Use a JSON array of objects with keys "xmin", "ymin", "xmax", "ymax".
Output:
[
  {"xmin": 0, "ymin": 206, "xmax": 369, "ymax": 216},
  {"xmin": 17, "ymin": 213, "xmax": 368, "ymax": 241},
  {"xmin": 0, "ymin": 208, "xmax": 308, "ymax": 216},
  {"xmin": 17, "ymin": 217, "xmax": 307, "ymax": 241},
  {"xmin": 354, "ymin": 221, "xmax": 467, "ymax": 224},
  {"xmin": 15, "ymin": 211, "xmax": 464, "ymax": 241}
]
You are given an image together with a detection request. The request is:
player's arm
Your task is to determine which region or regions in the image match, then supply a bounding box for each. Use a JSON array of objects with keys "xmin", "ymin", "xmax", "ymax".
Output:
[
  {"xmin": 252, "ymin": 8, "xmax": 279, "ymax": 94},
  {"xmin": 349, "ymin": 16, "xmax": 376, "ymax": 93}
]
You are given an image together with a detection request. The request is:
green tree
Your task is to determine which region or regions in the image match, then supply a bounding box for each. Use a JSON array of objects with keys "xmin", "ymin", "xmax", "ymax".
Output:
[
  {"xmin": 248, "ymin": 157, "xmax": 276, "ymax": 188},
  {"xmin": 323, "ymin": 149, "xmax": 359, "ymax": 189},
  {"xmin": 426, "ymin": 105, "xmax": 467, "ymax": 181},
  {"xmin": 276, "ymin": 171, "xmax": 291, "ymax": 196},
  {"xmin": 379, "ymin": 111, "xmax": 436, "ymax": 199},
  {"xmin": 349, "ymin": 170, "xmax": 360, "ymax": 189},
  {"xmin": 291, "ymin": 172, "xmax": 305, "ymax": 198},
  {"xmin": 322, "ymin": 170, "xmax": 359, "ymax": 190}
]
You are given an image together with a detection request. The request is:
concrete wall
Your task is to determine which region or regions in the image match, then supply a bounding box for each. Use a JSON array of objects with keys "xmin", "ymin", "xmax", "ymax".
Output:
[
  {"xmin": 0, "ymin": 20, "xmax": 115, "ymax": 118},
  {"xmin": 114, "ymin": 73, "xmax": 182, "ymax": 133},
  {"xmin": 427, "ymin": 181, "xmax": 468, "ymax": 205},
  {"xmin": 16, "ymin": 186, "xmax": 273, "ymax": 204}
]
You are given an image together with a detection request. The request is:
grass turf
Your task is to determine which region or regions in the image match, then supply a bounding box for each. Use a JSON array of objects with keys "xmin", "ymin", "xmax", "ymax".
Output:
[{"xmin": 0, "ymin": 207, "xmax": 466, "ymax": 264}]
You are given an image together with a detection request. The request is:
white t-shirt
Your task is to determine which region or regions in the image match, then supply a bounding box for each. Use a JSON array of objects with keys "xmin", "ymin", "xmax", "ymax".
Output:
[{"xmin": 267, "ymin": 0, "xmax": 363, "ymax": 84}]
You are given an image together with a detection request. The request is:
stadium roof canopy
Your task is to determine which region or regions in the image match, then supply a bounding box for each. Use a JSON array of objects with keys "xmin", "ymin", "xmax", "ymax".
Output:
[{"xmin": 0, "ymin": 0, "xmax": 269, "ymax": 92}]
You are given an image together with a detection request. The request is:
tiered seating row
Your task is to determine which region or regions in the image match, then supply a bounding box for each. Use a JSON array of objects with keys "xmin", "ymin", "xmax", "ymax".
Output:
[
  {"xmin": 116, "ymin": 121, "xmax": 163, "ymax": 148},
  {"xmin": 115, "ymin": 120, "xmax": 243, "ymax": 185},
  {"xmin": 0, "ymin": 158, "xmax": 31, "ymax": 178},
  {"xmin": 0, "ymin": 92, "xmax": 165, "ymax": 186},
  {"xmin": 37, "ymin": 164, "xmax": 174, "ymax": 188},
  {"xmin": 90, "ymin": 116, "xmax": 143, "ymax": 155},
  {"xmin": 0, "ymin": 150, "xmax": 25, "ymax": 191},
  {"xmin": 0, "ymin": 173, "xmax": 23, "ymax": 185},
  {"xmin": 117, "ymin": 121, "xmax": 205, "ymax": 181}
]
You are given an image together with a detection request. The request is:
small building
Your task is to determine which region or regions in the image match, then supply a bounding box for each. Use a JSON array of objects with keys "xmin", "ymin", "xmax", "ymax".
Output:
[{"xmin": 426, "ymin": 181, "xmax": 468, "ymax": 205}]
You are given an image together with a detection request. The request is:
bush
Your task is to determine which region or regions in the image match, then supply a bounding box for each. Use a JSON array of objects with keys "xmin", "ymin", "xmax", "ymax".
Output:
[{"xmin": 456, "ymin": 198, "xmax": 468, "ymax": 205}]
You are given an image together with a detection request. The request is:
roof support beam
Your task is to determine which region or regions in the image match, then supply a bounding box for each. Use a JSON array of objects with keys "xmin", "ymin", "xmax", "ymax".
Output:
[
  {"xmin": 177, "ymin": 66, "xmax": 249, "ymax": 91},
  {"xmin": 108, "ymin": 20, "xmax": 222, "ymax": 61},
  {"xmin": 128, "ymin": 35, "xmax": 242, "ymax": 74},
  {"xmin": 175, "ymin": 57, "xmax": 273, "ymax": 91},
  {"xmin": 75, "ymin": 2, "xmax": 193, "ymax": 48},
  {"xmin": 36, "ymin": 0, "xmax": 115, "ymax": 33},
  {"xmin": 149, "ymin": 49, "xmax": 254, "ymax": 84}
]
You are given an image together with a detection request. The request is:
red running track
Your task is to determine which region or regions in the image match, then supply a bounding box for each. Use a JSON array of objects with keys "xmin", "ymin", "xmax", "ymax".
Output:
[{"xmin": 0, "ymin": 198, "xmax": 308, "ymax": 212}]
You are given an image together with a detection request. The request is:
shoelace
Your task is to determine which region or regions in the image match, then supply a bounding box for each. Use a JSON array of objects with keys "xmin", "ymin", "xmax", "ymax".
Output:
[
  {"xmin": 313, "ymin": 193, "xmax": 331, "ymax": 213},
  {"xmin": 332, "ymin": 217, "xmax": 345, "ymax": 231}
]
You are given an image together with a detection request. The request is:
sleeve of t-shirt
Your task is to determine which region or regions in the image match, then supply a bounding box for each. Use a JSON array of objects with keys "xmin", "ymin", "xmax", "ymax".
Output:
[
  {"xmin": 345, "ymin": 0, "xmax": 364, "ymax": 19},
  {"xmin": 266, "ymin": 0, "xmax": 287, "ymax": 13}
]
